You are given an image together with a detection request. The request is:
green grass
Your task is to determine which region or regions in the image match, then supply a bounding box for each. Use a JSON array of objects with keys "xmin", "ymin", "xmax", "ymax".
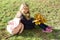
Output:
[{"xmin": 0, "ymin": 0, "xmax": 60, "ymax": 40}]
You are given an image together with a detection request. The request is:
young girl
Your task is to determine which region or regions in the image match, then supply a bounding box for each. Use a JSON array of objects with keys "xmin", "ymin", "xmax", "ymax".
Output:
[
  {"xmin": 7, "ymin": 3, "xmax": 52, "ymax": 35},
  {"xmin": 15, "ymin": 3, "xmax": 52, "ymax": 32}
]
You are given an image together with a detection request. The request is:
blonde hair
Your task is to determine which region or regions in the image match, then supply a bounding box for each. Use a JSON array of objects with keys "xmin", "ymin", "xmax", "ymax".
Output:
[{"xmin": 19, "ymin": 3, "xmax": 29, "ymax": 11}]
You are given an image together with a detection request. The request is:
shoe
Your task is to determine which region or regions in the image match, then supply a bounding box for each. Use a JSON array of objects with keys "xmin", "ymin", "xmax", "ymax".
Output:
[{"xmin": 42, "ymin": 26, "xmax": 53, "ymax": 33}]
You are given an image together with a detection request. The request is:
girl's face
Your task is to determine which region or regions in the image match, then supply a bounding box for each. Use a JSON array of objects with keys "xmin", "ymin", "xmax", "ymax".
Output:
[{"xmin": 21, "ymin": 6, "xmax": 29, "ymax": 14}]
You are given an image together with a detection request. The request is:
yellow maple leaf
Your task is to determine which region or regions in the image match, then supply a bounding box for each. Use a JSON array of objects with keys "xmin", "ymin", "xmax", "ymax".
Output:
[{"xmin": 33, "ymin": 13, "xmax": 47, "ymax": 25}]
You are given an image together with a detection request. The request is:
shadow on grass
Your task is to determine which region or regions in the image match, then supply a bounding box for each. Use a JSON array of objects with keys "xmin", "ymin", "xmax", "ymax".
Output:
[
  {"xmin": 0, "ymin": 28, "xmax": 60, "ymax": 40},
  {"xmin": 16, "ymin": 29, "xmax": 60, "ymax": 40}
]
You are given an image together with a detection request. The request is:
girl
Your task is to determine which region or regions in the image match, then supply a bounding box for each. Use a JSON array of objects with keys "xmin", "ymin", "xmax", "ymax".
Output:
[
  {"xmin": 7, "ymin": 3, "xmax": 52, "ymax": 35},
  {"xmin": 15, "ymin": 3, "xmax": 52, "ymax": 33}
]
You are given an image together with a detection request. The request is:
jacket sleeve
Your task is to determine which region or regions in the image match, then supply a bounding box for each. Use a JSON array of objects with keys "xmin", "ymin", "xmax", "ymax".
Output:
[{"xmin": 14, "ymin": 11, "xmax": 22, "ymax": 22}]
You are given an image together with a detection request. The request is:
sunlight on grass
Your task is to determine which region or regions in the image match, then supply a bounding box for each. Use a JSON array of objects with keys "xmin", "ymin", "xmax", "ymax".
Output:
[{"xmin": 0, "ymin": 0, "xmax": 60, "ymax": 40}]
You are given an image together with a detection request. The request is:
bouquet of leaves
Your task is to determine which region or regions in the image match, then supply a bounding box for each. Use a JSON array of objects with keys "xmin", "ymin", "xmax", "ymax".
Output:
[{"xmin": 33, "ymin": 13, "xmax": 47, "ymax": 25}]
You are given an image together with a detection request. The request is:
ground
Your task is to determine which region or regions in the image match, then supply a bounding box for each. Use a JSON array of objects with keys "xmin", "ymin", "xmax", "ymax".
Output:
[{"xmin": 0, "ymin": 0, "xmax": 60, "ymax": 40}]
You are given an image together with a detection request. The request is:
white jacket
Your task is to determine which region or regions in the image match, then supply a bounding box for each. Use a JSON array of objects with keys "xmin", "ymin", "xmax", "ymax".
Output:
[{"xmin": 6, "ymin": 18, "xmax": 20, "ymax": 35}]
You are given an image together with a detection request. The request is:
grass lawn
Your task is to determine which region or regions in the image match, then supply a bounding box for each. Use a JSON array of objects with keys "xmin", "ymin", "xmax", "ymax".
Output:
[{"xmin": 0, "ymin": 0, "xmax": 60, "ymax": 40}]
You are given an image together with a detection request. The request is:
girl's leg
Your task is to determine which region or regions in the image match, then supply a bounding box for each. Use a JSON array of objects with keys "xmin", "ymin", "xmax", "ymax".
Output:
[{"xmin": 39, "ymin": 23, "xmax": 53, "ymax": 33}]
